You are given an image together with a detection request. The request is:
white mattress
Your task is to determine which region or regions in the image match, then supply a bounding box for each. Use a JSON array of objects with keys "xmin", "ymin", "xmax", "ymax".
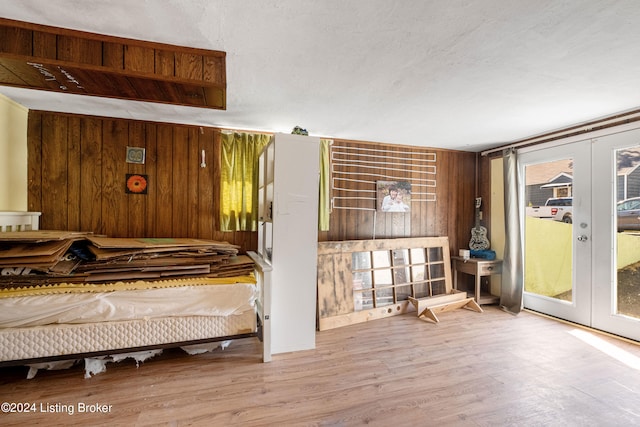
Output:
[
  {"xmin": 0, "ymin": 311, "xmax": 256, "ymax": 362},
  {"xmin": 0, "ymin": 284, "xmax": 257, "ymax": 328}
]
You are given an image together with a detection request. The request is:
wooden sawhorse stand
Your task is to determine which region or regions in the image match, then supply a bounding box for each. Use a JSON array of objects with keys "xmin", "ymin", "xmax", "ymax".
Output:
[{"xmin": 408, "ymin": 290, "xmax": 482, "ymax": 323}]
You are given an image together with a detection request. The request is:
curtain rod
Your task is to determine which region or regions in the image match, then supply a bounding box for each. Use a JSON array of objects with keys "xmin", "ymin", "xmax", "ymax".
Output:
[{"xmin": 480, "ymin": 108, "xmax": 640, "ymax": 156}]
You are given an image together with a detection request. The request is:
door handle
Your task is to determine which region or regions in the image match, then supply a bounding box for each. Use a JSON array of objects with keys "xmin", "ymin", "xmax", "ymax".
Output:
[{"xmin": 577, "ymin": 235, "xmax": 588, "ymax": 242}]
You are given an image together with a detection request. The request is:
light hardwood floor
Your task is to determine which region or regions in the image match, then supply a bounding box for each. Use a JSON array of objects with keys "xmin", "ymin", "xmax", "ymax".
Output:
[{"xmin": 1, "ymin": 306, "xmax": 640, "ymax": 426}]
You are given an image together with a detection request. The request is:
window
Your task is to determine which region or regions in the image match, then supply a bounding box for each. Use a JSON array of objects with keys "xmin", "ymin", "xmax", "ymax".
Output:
[{"xmin": 352, "ymin": 246, "xmax": 446, "ymax": 311}]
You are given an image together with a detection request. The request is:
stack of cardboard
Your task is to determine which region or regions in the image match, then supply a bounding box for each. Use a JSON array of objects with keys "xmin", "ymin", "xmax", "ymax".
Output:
[
  {"xmin": 78, "ymin": 236, "xmax": 253, "ymax": 281},
  {"xmin": 0, "ymin": 232, "xmax": 254, "ymax": 288},
  {"xmin": 0, "ymin": 231, "xmax": 91, "ymax": 277}
]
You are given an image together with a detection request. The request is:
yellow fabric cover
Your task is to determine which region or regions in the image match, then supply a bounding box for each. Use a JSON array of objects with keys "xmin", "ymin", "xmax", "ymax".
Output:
[{"xmin": 0, "ymin": 274, "xmax": 256, "ymax": 299}]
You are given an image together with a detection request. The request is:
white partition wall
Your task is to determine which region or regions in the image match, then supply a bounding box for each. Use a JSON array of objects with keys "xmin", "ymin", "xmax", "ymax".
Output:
[{"xmin": 257, "ymin": 133, "xmax": 320, "ymax": 354}]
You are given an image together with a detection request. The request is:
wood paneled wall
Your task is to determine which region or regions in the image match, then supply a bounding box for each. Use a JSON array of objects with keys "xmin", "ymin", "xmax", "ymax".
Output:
[
  {"xmin": 27, "ymin": 111, "xmax": 482, "ymax": 255},
  {"xmin": 318, "ymin": 140, "xmax": 477, "ymax": 254},
  {"xmin": 27, "ymin": 111, "xmax": 255, "ymax": 251}
]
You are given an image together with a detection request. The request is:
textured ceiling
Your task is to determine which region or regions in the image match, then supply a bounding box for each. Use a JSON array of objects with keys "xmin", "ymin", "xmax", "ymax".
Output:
[{"xmin": 2, "ymin": 0, "xmax": 640, "ymax": 152}]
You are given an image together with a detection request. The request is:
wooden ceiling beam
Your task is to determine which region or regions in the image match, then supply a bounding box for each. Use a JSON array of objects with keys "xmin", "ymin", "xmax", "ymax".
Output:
[{"xmin": 0, "ymin": 18, "xmax": 226, "ymax": 109}]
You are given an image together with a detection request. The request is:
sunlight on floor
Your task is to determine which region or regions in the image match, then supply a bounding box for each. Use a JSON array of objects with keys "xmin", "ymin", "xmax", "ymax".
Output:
[{"xmin": 568, "ymin": 329, "xmax": 640, "ymax": 370}]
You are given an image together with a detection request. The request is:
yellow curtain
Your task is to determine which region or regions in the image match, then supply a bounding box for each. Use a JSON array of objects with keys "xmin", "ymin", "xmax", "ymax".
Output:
[
  {"xmin": 318, "ymin": 139, "xmax": 332, "ymax": 231},
  {"xmin": 220, "ymin": 132, "xmax": 271, "ymax": 231}
]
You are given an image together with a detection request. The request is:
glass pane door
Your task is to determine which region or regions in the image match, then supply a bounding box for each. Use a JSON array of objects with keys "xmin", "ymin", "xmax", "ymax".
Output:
[
  {"xmin": 519, "ymin": 140, "xmax": 592, "ymax": 325},
  {"xmin": 592, "ymin": 129, "xmax": 640, "ymax": 341},
  {"xmin": 615, "ymin": 146, "xmax": 640, "ymax": 320},
  {"xmin": 520, "ymin": 129, "xmax": 640, "ymax": 342}
]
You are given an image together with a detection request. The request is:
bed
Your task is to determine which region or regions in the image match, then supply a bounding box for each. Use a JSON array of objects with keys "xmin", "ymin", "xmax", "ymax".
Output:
[
  {"xmin": 0, "ymin": 211, "xmax": 41, "ymax": 232},
  {"xmin": 0, "ymin": 211, "xmax": 272, "ymax": 376}
]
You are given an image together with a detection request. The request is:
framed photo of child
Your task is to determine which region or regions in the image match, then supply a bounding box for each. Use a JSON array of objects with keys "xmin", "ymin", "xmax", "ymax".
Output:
[{"xmin": 377, "ymin": 180, "xmax": 411, "ymax": 212}]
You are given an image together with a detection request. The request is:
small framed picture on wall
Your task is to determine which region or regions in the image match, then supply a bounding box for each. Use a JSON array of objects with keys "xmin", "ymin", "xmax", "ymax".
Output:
[
  {"xmin": 126, "ymin": 174, "xmax": 148, "ymax": 194},
  {"xmin": 126, "ymin": 146, "xmax": 146, "ymax": 164},
  {"xmin": 377, "ymin": 180, "xmax": 411, "ymax": 212}
]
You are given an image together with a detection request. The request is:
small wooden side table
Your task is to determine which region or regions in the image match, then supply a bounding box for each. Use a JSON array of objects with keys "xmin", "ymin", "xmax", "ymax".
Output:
[{"xmin": 451, "ymin": 256, "xmax": 502, "ymax": 305}]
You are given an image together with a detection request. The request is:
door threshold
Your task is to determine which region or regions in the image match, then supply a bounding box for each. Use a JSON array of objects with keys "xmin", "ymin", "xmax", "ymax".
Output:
[{"xmin": 524, "ymin": 308, "xmax": 640, "ymax": 347}]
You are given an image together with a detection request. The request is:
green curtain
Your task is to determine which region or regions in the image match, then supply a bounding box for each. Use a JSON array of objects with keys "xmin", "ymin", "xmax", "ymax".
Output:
[
  {"xmin": 220, "ymin": 132, "xmax": 271, "ymax": 231},
  {"xmin": 319, "ymin": 139, "xmax": 332, "ymax": 231}
]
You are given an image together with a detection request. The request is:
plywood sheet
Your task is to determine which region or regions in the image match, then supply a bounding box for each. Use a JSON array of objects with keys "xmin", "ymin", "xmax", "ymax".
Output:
[{"xmin": 317, "ymin": 253, "xmax": 354, "ymax": 318}]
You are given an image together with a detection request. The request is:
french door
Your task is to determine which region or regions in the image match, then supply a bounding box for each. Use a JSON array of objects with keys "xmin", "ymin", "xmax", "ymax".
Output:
[
  {"xmin": 519, "ymin": 130, "xmax": 640, "ymax": 342},
  {"xmin": 519, "ymin": 140, "xmax": 592, "ymax": 326},
  {"xmin": 592, "ymin": 130, "xmax": 640, "ymax": 341}
]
